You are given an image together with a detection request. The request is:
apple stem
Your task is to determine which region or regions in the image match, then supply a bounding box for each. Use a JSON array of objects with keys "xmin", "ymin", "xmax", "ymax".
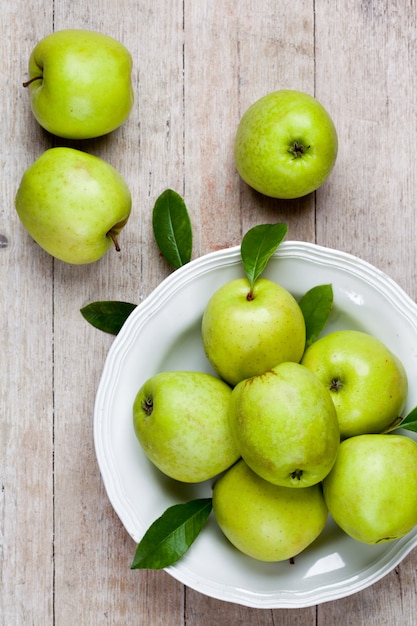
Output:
[
  {"xmin": 329, "ymin": 378, "xmax": 343, "ymax": 392},
  {"xmin": 141, "ymin": 396, "xmax": 153, "ymax": 416},
  {"xmin": 246, "ymin": 291, "xmax": 255, "ymax": 301},
  {"xmin": 288, "ymin": 141, "xmax": 310, "ymax": 159},
  {"xmin": 22, "ymin": 76, "xmax": 42, "ymax": 88},
  {"xmin": 108, "ymin": 230, "xmax": 121, "ymax": 252}
]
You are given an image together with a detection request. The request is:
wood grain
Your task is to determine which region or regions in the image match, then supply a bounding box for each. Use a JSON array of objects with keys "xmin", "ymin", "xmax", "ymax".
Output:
[{"xmin": 2, "ymin": 1, "xmax": 417, "ymax": 624}]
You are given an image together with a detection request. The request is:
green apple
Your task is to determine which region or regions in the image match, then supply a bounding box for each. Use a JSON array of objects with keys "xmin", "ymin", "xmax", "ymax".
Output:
[
  {"xmin": 301, "ymin": 330, "xmax": 408, "ymax": 439},
  {"xmin": 229, "ymin": 362, "xmax": 340, "ymax": 487},
  {"xmin": 23, "ymin": 29, "xmax": 134, "ymax": 139},
  {"xmin": 15, "ymin": 147, "xmax": 131, "ymax": 264},
  {"xmin": 132, "ymin": 371, "xmax": 239, "ymax": 483},
  {"xmin": 323, "ymin": 434, "xmax": 417, "ymax": 544},
  {"xmin": 213, "ymin": 459, "xmax": 328, "ymax": 562},
  {"xmin": 234, "ymin": 90, "xmax": 338, "ymax": 199},
  {"xmin": 201, "ymin": 277, "xmax": 306, "ymax": 387}
]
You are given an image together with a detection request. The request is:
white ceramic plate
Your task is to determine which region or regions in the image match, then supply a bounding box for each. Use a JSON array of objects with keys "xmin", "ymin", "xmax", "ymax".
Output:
[{"xmin": 94, "ymin": 241, "xmax": 417, "ymax": 609}]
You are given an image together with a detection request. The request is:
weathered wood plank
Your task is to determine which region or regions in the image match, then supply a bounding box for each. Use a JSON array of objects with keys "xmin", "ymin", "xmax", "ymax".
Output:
[{"xmin": 0, "ymin": 5, "xmax": 55, "ymax": 625}]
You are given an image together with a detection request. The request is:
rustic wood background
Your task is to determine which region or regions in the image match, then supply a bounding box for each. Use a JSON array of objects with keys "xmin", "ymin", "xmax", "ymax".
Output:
[{"xmin": 2, "ymin": 1, "xmax": 417, "ymax": 624}]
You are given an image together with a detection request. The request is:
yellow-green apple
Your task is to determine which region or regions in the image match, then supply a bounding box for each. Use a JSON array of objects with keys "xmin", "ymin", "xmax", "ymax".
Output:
[
  {"xmin": 213, "ymin": 459, "xmax": 328, "ymax": 562},
  {"xmin": 23, "ymin": 29, "xmax": 134, "ymax": 139},
  {"xmin": 229, "ymin": 362, "xmax": 340, "ymax": 487},
  {"xmin": 234, "ymin": 90, "xmax": 338, "ymax": 199},
  {"xmin": 132, "ymin": 371, "xmax": 239, "ymax": 483},
  {"xmin": 301, "ymin": 330, "xmax": 408, "ymax": 439},
  {"xmin": 323, "ymin": 434, "xmax": 417, "ymax": 544},
  {"xmin": 201, "ymin": 277, "xmax": 306, "ymax": 387},
  {"xmin": 15, "ymin": 147, "xmax": 131, "ymax": 264}
]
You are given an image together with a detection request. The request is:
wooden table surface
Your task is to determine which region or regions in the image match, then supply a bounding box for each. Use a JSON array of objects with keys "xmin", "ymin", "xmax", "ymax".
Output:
[{"xmin": 2, "ymin": 1, "xmax": 417, "ymax": 624}]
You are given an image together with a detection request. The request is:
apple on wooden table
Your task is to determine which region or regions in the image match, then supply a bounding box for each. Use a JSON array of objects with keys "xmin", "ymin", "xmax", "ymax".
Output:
[
  {"xmin": 23, "ymin": 29, "xmax": 134, "ymax": 139},
  {"xmin": 15, "ymin": 147, "xmax": 132, "ymax": 264},
  {"xmin": 234, "ymin": 89, "xmax": 338, "ymax": 199}
]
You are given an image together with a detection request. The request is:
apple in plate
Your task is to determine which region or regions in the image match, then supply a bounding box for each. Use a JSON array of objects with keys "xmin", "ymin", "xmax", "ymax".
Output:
[
  {"xmin": 323, "ymin": 434, "xmax": 417, "ymax": 544},
  {"xmin": 213, "ymin": 459, "xmax": 328, "ymax": 562},
  {"xmin": 201, "ymin": 277, "xmax": 306, "ymax": 387},
  {"xmin": 15, "ymin": 147, "xmax": 131, "ymax": 264},
  {"xmin": 132, "ymin": 371, "xmax": 239, "ymax": 483},
  {"xmin": 234, "ymin": 89, "xmax": 338, "ymax": 199},
  {"xmin": 301, "ymin": 330, "xmax": 408, "ymax": 438},
  {"xmin": 228, "ymin": 362, "xmax": 340, "ymax": 487},
  {"xmin": 23, "ymin": 29, "xmax": 134, "ymax": 139}
]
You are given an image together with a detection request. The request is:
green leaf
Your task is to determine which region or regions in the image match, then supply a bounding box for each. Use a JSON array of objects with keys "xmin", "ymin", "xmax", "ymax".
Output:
[
  {"xmin": 80, "ymin": 301, "xmax": 136, "ymax": 335},
  {"xmin": 241, "ymin": 223, "xmax": 288, "ymax": 289},
  {"xmin": 152, "ymin": 189, "xmax": 192, "ymax": 269},
  {"xmin": 299, "ymin": 284, "xmax": 333, "ymax": 347},
  {"xmin": 131, "ymin": 498, "xmax": 213, "ymax": 570},
  {"xmin": 385, "ymin": 406, "xmax": 417, "ymax": 433}
]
